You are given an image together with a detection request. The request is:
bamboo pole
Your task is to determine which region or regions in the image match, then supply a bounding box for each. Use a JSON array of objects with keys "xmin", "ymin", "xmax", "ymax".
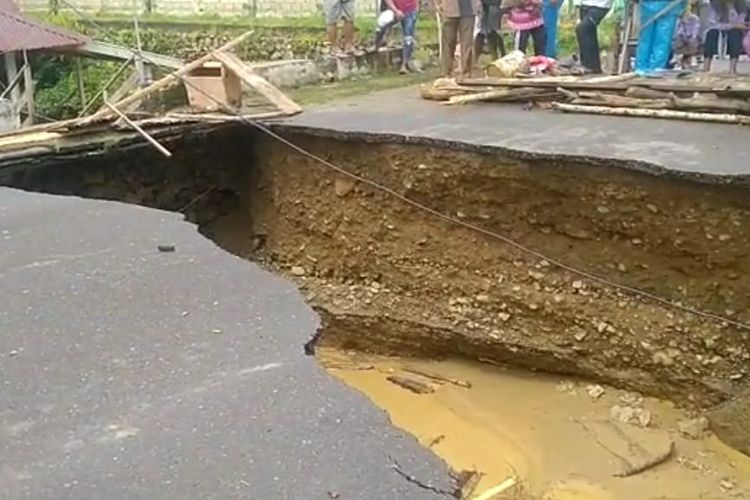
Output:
[
  {"xmin": 553, "ymin": 102, "xmax": 750, "ymax": 125},
  {"xmin": 104, "ymin": 101, "xmax": 172, "ymax": 157},
  {"xmin": 445, "ymin": 87, "xmax": 557, "ymax": 105}
]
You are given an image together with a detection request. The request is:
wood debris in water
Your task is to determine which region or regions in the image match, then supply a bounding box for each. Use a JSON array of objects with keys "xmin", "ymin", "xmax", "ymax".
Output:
[
  {"xmin": 386, "ymin": 374, "xmax": 435, "ymax": 394},
  {"xmin": 403, "ymin": 366, "xmax": 472, "ymax": 388}
]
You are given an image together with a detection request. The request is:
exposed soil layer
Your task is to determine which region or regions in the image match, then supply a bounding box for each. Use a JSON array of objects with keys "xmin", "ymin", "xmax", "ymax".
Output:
[
  {"xmin": 2, "ymin": 124, "xmax": 749, "ymax": 452},
  {"xmin": 243, "ymin": 133, "xmax": 750, "ymax": 407}
]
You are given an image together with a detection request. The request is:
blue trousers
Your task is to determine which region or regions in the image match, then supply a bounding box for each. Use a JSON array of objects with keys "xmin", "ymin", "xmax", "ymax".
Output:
[
  {"xmin": 542, "ymin": 0, "xmax": 561, "ymax": 58},
  {"xmin": 635, "ymin": 0, "xmax": 682, "ymax": 73},
  {"xmin": 375, "ymin": 10, "xmax": 418, "ymax": 63}
]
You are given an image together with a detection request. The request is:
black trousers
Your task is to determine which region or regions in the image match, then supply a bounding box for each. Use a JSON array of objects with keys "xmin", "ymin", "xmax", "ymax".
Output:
[
  {"xmin": 576, "ymin": 5, "xmax": 609, "ymax": 73},
  {"xmin": 519, "ymin": 25, "xmax": 546, "ymax": 56}
]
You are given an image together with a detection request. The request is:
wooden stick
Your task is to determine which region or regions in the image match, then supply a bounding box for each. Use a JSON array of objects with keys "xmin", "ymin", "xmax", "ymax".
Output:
[
  {"xmin": 212, "ymin": 50, "xmax": 302, "ymax": 115},
  {"xmin": 553, "ymin": 102, "xmax": 750, "ymax": 124},
  {"xmin": 104, "ymin": 101, "xmax": 172, "ymax": 157}
]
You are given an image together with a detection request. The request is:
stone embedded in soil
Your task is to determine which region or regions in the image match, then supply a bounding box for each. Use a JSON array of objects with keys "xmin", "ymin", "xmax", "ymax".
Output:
[
  {"xmin": 678, "ymin": 416, "xmax": 710, "ymax": 440},
  {"xmin": 290, "ymin": 265, "xmax": 306, "ymax": 276},
  {"xmin": 611, "ymin": 405, "xmax": 652, "ymax": 428},
  {"xmin": 334, "ymin": 177, "xmax": 355, "ymax": 197},
  {"xmin": 586, "ymin": 421, "xmax": 674, "ymax": 477},
  {"xmin": 708, "ymin": 391, "xmax": 750, "ymax": 457},
  {"xmin": 587, "ymin": 384, "xmax": 606, "ymax": 400}
]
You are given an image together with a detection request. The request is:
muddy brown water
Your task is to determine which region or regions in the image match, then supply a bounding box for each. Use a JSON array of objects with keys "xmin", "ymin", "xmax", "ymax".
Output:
[
  {"xmin": 318, "ymin": 349, "xmax": 750, "ymax": 499},
  {"xmin": 3, "ymin": 125, "xmax": 750, "ymax": 498}
]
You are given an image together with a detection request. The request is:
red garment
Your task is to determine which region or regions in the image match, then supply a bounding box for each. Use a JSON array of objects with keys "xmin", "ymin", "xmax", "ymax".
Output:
[{"xmin": 392, "ymin": 0, "xmax": 418, "ymax": 13}]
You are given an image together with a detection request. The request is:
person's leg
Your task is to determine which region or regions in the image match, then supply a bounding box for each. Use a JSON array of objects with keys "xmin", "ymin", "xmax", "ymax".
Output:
[
  {"xmin": 341, "ymin": 0, "xmax": 356, "ymax": 53},
  {"xmin": 518, "ymin": 29, "xmax": 530, "ymax": 54},
  {"xmin": 635, "ymin": 1, "xmax": 659, "ymax": 72},
  {"xmin": 458, "ymin": 15, "xmax": 476, "ymax": 77},
  {"xmin": 441, "ymin": 17, "xmax": 460, "ymax": 76},
  {"xmin": 577, "ymin": 6, "xmax": 607, "ymax": 72},
  {"xmin": 532, "ymin": 24, "xmax": 546, "ymax": 56},
  {"xmin": 400, "ymin": 10, "xmax": 418, "ymax": 71},
  {"xmin": 375, "ymin": 17, "xmax": 397, "ymax": 49},
  {"xmin": 325, "ymin": 0, "xmax": 342, "ymax": 54},
  {"xmin": 542, "ymin": 1, "xmax": 559, "ymax": 57},
  {"xmin": 703, "ymin": 28, "xmax": 719, "ymax": 72},
  {"xmin": 649, "ymin": 10, "xmax": 680, "ymax": 71},
  {"xmin": 727, "ymin": 28, "xmax": 743, "ymax": 74}
]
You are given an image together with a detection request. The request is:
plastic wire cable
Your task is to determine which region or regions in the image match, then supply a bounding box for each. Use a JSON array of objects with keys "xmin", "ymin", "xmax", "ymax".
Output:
[{"xmin": 58, "ymin": 0, "xmax": 750, "ymax": 333}]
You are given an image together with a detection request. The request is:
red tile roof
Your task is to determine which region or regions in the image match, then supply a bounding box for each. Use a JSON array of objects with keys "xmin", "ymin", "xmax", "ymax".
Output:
[{"xmin": 0, "ymin": 2, "xmax": 87, "ymax": 53}]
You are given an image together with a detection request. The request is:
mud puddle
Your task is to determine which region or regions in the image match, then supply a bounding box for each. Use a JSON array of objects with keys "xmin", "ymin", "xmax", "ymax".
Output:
[{"xmin": 318, "ymin": 348, "xmax": 750, "ymax": 499}]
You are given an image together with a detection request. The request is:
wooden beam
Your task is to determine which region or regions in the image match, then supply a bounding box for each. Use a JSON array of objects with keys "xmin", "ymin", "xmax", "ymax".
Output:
[
  {"xmin": 212, "ymin": 50, "xmax": 302, "ymax": 115},
  {"xmin": 3, "ymin": 52, "xmax": 21, "ymax": 107},
  {"xmin": 75, "ymin": 57, "xmax": 87, "ymax": 110},
  {"xmin": 72, "ymin": 40, "xmax": 183, "ymax": 70},
  {"xmin": 22, "ymin": 51, "xmax": 34, "ymax": 126}
]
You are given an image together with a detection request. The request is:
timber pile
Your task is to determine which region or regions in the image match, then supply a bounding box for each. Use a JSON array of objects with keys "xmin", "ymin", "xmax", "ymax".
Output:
[
  {"xmin": 0, "ymin": 30, "xmax": 302, "ymax": 161},
  {"xmin": 422, "ymin": 72, "xmax": 750, "ymax": 125}
]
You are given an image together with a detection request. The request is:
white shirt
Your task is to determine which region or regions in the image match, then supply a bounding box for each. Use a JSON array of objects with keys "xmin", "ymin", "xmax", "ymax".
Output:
[{"xmin": 580, "ymin": 0, "xmax": 614, "ymax": 9}]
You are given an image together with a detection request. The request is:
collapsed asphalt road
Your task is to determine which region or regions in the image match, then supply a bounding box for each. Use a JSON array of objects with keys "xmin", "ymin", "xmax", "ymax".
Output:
[{"xmin": 0, "ymin": 187, "xmax": 455, "ymax": 500}]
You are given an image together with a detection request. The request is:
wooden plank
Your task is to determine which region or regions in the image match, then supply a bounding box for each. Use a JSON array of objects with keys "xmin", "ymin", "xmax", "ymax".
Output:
[
  {"xmin": 212, "ymin": 50, "xmax": 302, "ymax": 116},
  {"xmin": 553, "ymin": 102, "xmax": 750, "ymax": 125},
  {"xmin": 72, "ymin": 40, "xmax": 183, "ymax": 70}
]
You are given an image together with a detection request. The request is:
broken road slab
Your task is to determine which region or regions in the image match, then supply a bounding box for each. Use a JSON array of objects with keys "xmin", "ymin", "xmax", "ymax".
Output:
[{"xmin": 0, "ymin": 187, "xmax": 454, "ymax": 499}]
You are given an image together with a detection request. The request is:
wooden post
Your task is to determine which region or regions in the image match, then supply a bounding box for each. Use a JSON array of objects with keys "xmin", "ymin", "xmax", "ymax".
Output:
[
  {"xmin": 22, "ymin": 51, "xmax": 34, "ymax": 126},
  {"xmin": 133, "ymin": 17, "xmax": 147, "ymax": 87},
  {"xmin": 75, "ymin": 57, "xmax": 87, "ymax": 109},
  {"xmin": 4, "ymin": 52, "xmax": 21, "ymax": 109}
]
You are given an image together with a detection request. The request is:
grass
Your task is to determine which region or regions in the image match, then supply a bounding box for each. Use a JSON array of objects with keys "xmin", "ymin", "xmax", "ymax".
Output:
[{"xmin": 287, "ymin": 69, "xmax": 438, "ymax": 106}]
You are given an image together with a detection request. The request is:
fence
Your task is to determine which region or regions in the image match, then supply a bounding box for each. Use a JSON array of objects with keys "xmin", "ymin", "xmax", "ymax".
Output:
[{"xmin": 19, "ymin": 0, "xmax": 381, "ymax": 17}]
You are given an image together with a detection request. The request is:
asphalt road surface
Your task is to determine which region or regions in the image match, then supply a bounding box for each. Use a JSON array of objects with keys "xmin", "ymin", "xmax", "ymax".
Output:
[
  {"xmin": 278, "ymin": 86, "xmax": 750, "ymax": 181},
  {"xmin": 0, "ymin": 187, "xmax": 454, "ymax": 500}
]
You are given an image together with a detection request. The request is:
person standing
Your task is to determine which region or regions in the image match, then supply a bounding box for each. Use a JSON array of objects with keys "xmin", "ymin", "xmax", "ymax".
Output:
[
  {"xmin": 576, "ymin": 0, "xmax": 614, "ymax": 73},
  {"xmin": 508, "ymin": 0, "xmax": 546, "ymax": 55},
  {"xmin": 542, "ymin": 0, "xmax": 563, "ymax": 57},
  {"xmin": 703, "ymin": 0, "xmax": 748, "ymax": 74},
  {"xmin": 635, "ymin": 0, "xmax": 685, "ymax": 73},
  {"xmin": 475, "ymin": 0, "xmax": 507, "ymax": 61},
  {"xmin": 325, "ymin": 0, "xmax": 356, "ymax": 56},
  {"xmin": 437, "ymin": 0, "xmax": 481, "ymax": 77},
  {"xmin": 375, "ymin": 0, "xmax": 421, "ymax": 72}
]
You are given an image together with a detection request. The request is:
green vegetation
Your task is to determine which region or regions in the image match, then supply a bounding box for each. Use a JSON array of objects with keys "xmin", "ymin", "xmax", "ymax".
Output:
[
  {"xmin": 288, "ymin": 69, "xmax": 438, "ymax": 106},
  {"xmin": 31, "ymin": 11, "xmax": 619, "ymax": 119}
]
